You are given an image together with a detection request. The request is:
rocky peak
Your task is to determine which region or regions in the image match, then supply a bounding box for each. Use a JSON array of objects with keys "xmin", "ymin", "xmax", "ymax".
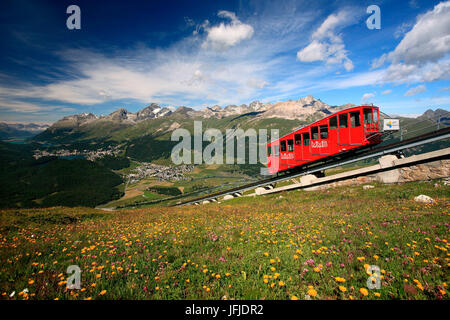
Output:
[
  {"xmin": 259, "ymin": 95, "xmax": 332, "ymax": 120},
  {"xmin": 249, "ymin": 101, "xmax": 264, "ymax": 111},
  {"xmin": 200, "ymin": 106, "xmax": 221, "ymax": 119},
  {"xmin": 62, "ymin": 112, "xmax": 97, "ymax": 121},
  {"xmin": 174, "ymin": 106, "xmax": 194, "ymax": 114},
  {"xmin": 210, "ymin": 105, "xmax": 222, "ymax": 112},
  {"xmin": 157, "ymin": 107, "xmax": 173, "ymax": 118},
  {"xmin": 108, "ymin": 108, "xmax": 129, "ymax": 121},
  {"xmin": 136, "ymin": 103, "xmax": 161, "ymax": 120},
  {"xmin": 419, "ymin": 108, "xmax": 450, "ymax": 123},
  {"xmin": 297, "ymin": 95, "xmax": 321, "ymax": 108},
  {"xmin": 223, "ymin": 104, "xmax": 249, "ymax": 116},
  {"xmin": 52, "ymin": 112, "xmax": 98, "ymax": 129}
]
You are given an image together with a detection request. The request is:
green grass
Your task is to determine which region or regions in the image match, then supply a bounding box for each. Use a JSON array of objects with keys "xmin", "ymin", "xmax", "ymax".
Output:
[
  {"xmin": 116, "ymin": 160, "xmax": 142, "ymax": 175},
  {"xmin": 0, "ymin": 180, "xmax": 448, "ymax": 300},
  {"xmin": 143, "ymin": 191, "xmax": 167, "ymax": 200},
  {"xmin": 98, "ymin": 195, "xmax": 147, "ymax": 208}
]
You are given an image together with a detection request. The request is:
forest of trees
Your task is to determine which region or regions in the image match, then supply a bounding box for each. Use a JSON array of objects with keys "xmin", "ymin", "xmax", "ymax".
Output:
[{"xmin": 0, "ymin": 142, "xmax": 124, "ymax": 208}]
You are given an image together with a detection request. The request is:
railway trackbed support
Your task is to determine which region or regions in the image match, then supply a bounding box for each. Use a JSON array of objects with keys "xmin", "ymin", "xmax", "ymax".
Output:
[{"xmin": 246, "ymin": 147, "xmax": 450, "ymax": 196}]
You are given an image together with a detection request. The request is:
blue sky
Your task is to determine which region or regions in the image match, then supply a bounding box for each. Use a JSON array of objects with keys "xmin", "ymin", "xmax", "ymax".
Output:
[{"xmin": 0, "ymin": 0, "xmax": 449, "ymax": 123}]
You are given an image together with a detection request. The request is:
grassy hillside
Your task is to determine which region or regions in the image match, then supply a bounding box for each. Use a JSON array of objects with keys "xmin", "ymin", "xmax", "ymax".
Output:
[{"xmin": 0, "ymin": 180, "xmax": 448, "ymax": 300}]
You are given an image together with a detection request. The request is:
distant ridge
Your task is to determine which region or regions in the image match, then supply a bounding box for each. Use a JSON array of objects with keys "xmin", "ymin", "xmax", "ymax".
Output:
[
  {"xmin": 418, "ymin": 108, "xmax": 450, "ymax": 123},
  {"xmin": 46, "ymin": 94, "xmax": 349, "ymax": 129},
  {"xmin": 0, "ymin": 122, "xmax": 50, "ymax": 139},
  {"xmin": 32, "ymin": 95, "xmax": 448, "ymax": 145}
]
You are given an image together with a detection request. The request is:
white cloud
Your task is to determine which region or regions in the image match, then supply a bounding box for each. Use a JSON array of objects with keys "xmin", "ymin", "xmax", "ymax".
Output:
[
  {"xmin": 382, "ymin": 95, "xmax": 450, "ymax": 114},
  {"xmin": 247, "ymin": 78, "xmax": 268, "ymax": 89},
  {"xmin": 409, "ymin": 0, "xmax": 419, "ymax": 9},
  {"xmin": 381, "ymin": 89, "xmax": 392, "ymax": 95},
  {"xmin": 201, "ymin": 11, "xmax": 254, "ymax": 51},
  {"xmin": 297, "ymin": 9, "xmax": 357, "ymax": 71},
  {"xmin": 184, "ymin": 17, "xmax": 195, "ymax": 27},
  {"xmin": 184, "ymin": 69, "xmax": 208, "ymax": 86},
  {"xmin": 361, "ymin": 93, "xmax": 375, "ymax": 103},
  {"xmin": 394, "ymin": 113, "xmax": 422, "ymax": 118},
  {"xmin": 0, "ymin": 97, "xmax": 73, "ymax": 114},
  {"xmin": 394, "ymin": 22, "xmax": 413, "ymax": 39},
  {"xmin": 296, "ymin": 40, "xmax": 327, "ymax": 62},
  {"xmin": 422, "ymin": 60, "xmax": 450, "ymax": 81},
  {"xmin": 404, "ymin": 84, "xmax": 426, "ymax": 96},
  {"xmin": 390, "ymin": 2, "xmax": 450, "ymax": 65},
  {"xmin": 384, "ymin": 63, "xmax": 419, "ymax": 82},
  {"xmin": 371, "ymin": 53, "xmax": 388, "ymax": 69},
  {"xmin": 314, "ymin": 70, "xmax": 385, "ymax": 91},
  {"xmin": 375, "ymin": 1, "xmax": 450, "ymax": 83}
]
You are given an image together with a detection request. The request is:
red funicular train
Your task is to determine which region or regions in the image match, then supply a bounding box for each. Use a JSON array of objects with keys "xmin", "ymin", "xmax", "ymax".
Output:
[{"xmin": 266, "ymin": 105, "xmax": 382, "ymax": 174}]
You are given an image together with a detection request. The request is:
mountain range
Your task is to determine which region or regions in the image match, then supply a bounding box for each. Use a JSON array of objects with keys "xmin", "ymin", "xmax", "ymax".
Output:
[
  {"xmin": 0, "ymin": 122, "xmax": 50, "ymax": 140},
  {"xmin": 41, "ymin": 95, "xmax": 348, "ymax": 134}
]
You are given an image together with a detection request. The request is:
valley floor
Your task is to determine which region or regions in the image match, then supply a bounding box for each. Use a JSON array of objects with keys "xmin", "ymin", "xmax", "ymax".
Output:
[{"xmin": 0, "ymin": 180, "xmax": 448, "ymax": 300}]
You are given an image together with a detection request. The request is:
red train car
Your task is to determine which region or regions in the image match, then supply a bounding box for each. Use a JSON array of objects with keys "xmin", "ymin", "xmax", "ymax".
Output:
[{"xmin": 266, "ymin": 105, "xmax": 382, "ymax": 174}]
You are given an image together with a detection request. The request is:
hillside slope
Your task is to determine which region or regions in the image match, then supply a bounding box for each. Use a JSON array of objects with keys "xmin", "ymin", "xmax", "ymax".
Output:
[
  {"xmin": 0, "ymin": 180, "xmax": 448, "ymax": 300},
  {"xmin": 0, "ymin": 141, "xmax": 123, "ymax": 208}
]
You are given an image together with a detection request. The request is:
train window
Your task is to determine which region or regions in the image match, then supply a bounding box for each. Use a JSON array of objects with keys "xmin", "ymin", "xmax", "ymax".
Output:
[
  {"xmin": 350, "ymin": 111, "xmax": 361, "ymax": 127},
  {"xmin": 287, "ymin": 139, "xmax": 294, "ymax": 151},
  {"xmin": 363, "ymin": 108, "xmax": 373, "ymax": 123},
  {"xmin": 280, "ymin": 140, "xmax": 287, "ymax": 152},
  {"xmin": 311, "ymin": 126, "xmax": 319, "ymax": 140},
  {"xmin": 294, "ymin": 134, "xmax": 302, "ymax": 145},
  {"xmin": 273, "ymin": 145, "xmax": 279, "ymax": 156},
  {"xmin": 320, "ymin": 125, "xmax": 328, "ymax": 139},
  {"xmin": 302, "ymin": 132, "xmax": 310, "ymax": 146},
  {"xmin": 339, "ymin": 113, "xmax": 348, "ymax": 128},
  {"xmin": 329, "ymin": 116, "xmax": 338, "ymax": 129},
  {"xmin": 267, "ymin": 146, "xmax": 272, "ymax": 156},
  {"xmin": 373, "ymin": 109, "xmax": 379, "ymax": 123}
]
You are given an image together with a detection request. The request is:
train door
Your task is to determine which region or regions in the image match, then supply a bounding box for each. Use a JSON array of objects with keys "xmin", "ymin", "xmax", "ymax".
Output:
[
  {"xmin": 268, "ymin": 143, "xmax": 280, "ymax": 174},
  {"xmin": 328, "ymin": 115, "xmax": 338, "ymax": 153},
  {"xmin": 318, "ymin": 124, "xmax": 330, "ymax": 155},
  {"xmin": 310, "ymin": 125, "xmax": 328, "ymax": 156},
  {"xmin": 294, "ymin": 133, "xmax": 302, "ymax": 161},
  {"xmin": 349, "ymin": 110, "xmax": 363, "ymax": 145},
  {"xmin": 337, "ymin": 112, "xmax": 350, "ymax": 146},
  {"xmin": 279, "ymin": 139, "xmax": 288, "ymax": 171},
  {"xmin": 287, "ymin": 138, "xmax": 295, "ymax": 167},
  {"xmin": 302, "ymin": 132, "xmax": 312, "ymax": 162},
  {"xmin": 267, "ymin": 145, "xmax": 272, "ymax": 173},
  {"xmin": 363, "ymin": 107, "xmax": 379, "ymax": 134}
]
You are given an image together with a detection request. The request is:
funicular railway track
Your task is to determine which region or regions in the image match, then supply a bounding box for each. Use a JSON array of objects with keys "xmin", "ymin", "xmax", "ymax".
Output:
[{"xmin": 173, "ymin": 126, "xmax": 450, "ymax": 207}]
